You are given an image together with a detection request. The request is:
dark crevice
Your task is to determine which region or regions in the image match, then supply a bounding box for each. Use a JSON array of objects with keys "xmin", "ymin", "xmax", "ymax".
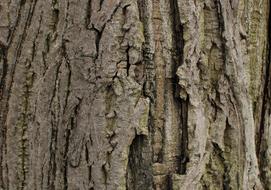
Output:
[
  {"xmin": 170, "ymin": 0, "xmax": 183, "ymax": 65},
  {"xmin": 63, "ymin": 121, "xmax": 71, "ymax": 190},
  {"xmin": 137, "ymin": 0, "xmax": 155, "ymax": 188},
  {"xmin": 257, "ymin": 1, "xmax": 271, "ymax": 188},
  {"xmin": 0, "ymin": 46, "xmax": 7, "ymax": 189},
  {"xmin": 257, "ymin": 42, "xmax": 270, "ymax": 156},
  {"xmin": 45, "ymin": 33, "xmax": 51, "ymax": 53},
  {"xmin": 47, "ymin": 121, "xmax": 58, "ymax": 190},
  {"xmin": 136, "ymin": 0, "xmax": 144, "ymax": 22},
  {"xmin": 257, "ymin": 0, "xmax": 271, "ymax": 155},
  {"xmin": 169, "ymin": 0, "xmax": 188, "ymax": 175},
  {"xmin": 61, "ymin": 41, "xmax": 71, "ymax": 113},
  {"xmin": 91, "ymin": 24, "xmax": 105, "ymax": 63},
  {"xmin": 215, "ymin": 0, "xmax": 227, "ymax": 65},
  {"xmin": 20, "ymin": 0, "xmax": 26, "ymax": 6},
  {"xmin": 156, "ymin": 129, "xmax": 164, "ymax": 163},
  {"xmin": 167, "ymin": 174, "xmax": 173, "ymax": 190},
  {"xmin": 7, "ymin": 0, "xmax": 25, "ymax": 46},
  {"xmin": 31, "ymin": 13, "xmax": 43, "ymax": 62},
  {"xmin": 126, "ymin": 45, "xmax": 131, "ymax": 76},
  {"xmin": 122, "ymin": 4, "xmax": 131, "ymax": 17},
  {"xmin": 102, "ymin": 164, "xmax": 108, "ymax": 189},
  {"xmin": 85, "ymin": 143, "xmax": 92, "ymax": 184},
  {"xmin": 48, "ymin": 61, "xmax": 62, "ymax": 115},
  {"xmin": 26, "ymin": 0, "xmax": 38, "ymax": 29},
  {"xmin": 0, "ymin": 47, "xmax": 8, "ymax": 101},
  {"xmin": 107, "ymin": 3, "xmax": 121, "ymax": 25},
  {"xmin": 89, "ymin": 1, "xmax": 122, "ymax": 55},
  {"xmin": 179, "ymin": 97, "xmax": 189, "ymax": 174},
  {"xmin": 85, "ymin": 0, "xmax": 92, "ymax": 29},
  {"xmin": 212, "ymin": 142, "xmax": 230, "ymax": 190},
  {"xmin": 47, "ymin": 60, "xmax": 62, "ymax": 190},
  {"xmin": 88, "ymin": 23, "xmax": 105, "ymax": 81},
  {"xmin": 99, "ymin": 0, "xmax": 104, "ymax": 11},
  {"xmin": 51, "ymin": 9, "xmax": 59, "ymax": 32},
  {"xmin": 126, "ymin": 135, "xmax": 152, "ymax": 190},
  {"xmin": 137, "ymin": 0, "xmax": 150, "ymax": 100}
]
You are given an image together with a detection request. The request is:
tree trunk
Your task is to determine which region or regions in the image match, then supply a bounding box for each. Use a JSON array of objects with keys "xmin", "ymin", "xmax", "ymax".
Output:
[{"xmin": 0, "ymin": 0, "xmax": 271, "ymax": 189}]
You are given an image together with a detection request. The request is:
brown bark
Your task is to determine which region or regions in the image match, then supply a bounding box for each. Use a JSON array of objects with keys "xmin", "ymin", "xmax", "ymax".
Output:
[{"xmin": 0, "ymin": 0, "xmax": 271, "ymax": 189}]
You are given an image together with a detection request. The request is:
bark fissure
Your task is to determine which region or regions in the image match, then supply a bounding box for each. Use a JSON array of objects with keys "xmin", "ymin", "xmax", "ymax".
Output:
[
  {"xmin": 0, "ymin": 46, "xmax": 7, "ymax": 189},
  {"xmin": 258, "ymin": 1, "xmax": 271, "ymax": 188},
  {"xmin": 169, "ymin": 0, "xmax": 188, "ymax": 175}
]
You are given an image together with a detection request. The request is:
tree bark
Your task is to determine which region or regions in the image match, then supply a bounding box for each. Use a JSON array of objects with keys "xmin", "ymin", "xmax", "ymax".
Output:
[{"xmin": 0, "ymin": 0, "xmax": 271, "ymax": 189}]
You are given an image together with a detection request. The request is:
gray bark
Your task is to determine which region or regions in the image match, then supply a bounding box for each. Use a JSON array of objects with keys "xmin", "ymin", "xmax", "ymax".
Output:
[{"xmin": 0, "ymin": 0, "xmax": 271, "ymax": 189}]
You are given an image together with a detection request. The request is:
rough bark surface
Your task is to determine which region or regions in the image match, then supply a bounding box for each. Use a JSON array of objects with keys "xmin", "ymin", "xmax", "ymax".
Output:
[{"xmin": 0, "ymin": 0, "xmax": 271, "ymax": 189}]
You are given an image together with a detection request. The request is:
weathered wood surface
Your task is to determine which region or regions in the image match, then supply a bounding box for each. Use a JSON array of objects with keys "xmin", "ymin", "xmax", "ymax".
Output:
[{"xmin": 0, "ymin": 0, "xmax": 270, "ymax": 189}]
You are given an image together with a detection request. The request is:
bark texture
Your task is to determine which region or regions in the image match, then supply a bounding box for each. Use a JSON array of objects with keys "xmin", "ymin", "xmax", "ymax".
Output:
[{"xmin": 0, "ymin": 0, "xmax": 271, "ymax": 189}]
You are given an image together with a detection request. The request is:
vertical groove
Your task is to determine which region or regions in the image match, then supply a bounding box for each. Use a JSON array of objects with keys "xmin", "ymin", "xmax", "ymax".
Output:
[
  {"xmin": 0, "ymin": 46, "xmax": 8, "ymax": 189},
  {"xmin": 258, "ymin": 0, "xmax": 271, "ymax": 155},
  {"xmin": 169, "ymin": 0, "xmax": 188, "ymax": 175},
  {"xmin": 127, "ymin": 135, "xmax": 152, "ymax": 190},
  {"xmin": 258, "ymin": 0, "xmax": 271, "ymax": 188}
]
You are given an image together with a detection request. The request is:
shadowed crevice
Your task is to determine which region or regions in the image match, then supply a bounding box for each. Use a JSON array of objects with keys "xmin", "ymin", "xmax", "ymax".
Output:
[
  {"xmin": 258, "ymin": 1, "xmax": 271, "ymax": 188},
  {"xmin": 169, "ymin": 0, "xmax": 188, "ymax": 175},
  {"xmin": 126, "ymin": 135, "xmax": 152, "ymax": 190}
]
